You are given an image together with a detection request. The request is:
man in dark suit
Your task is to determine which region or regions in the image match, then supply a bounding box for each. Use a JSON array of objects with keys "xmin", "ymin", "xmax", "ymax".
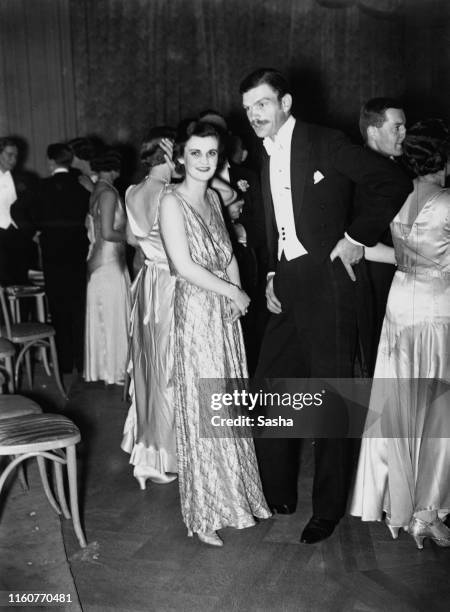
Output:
[
  {"xmin": 199, "ymin": 110, "xmax": 269, "ymax": 373},
  {"xmin": 33, "ymin": 143, "xmax": 90, "ymax": 374},
  {"xmin": 0, "ymin": 137, "xmax": 36, "ymax": 286},
  {"xmin": 240, "ymin": 68, "xmax": 412, "ymax": 543},
  {"xmin": 357, "ymin": 98, "xmax": 410, "ymax": 374},
  {"xmin": 226, "ymin": 162, "xmax": 269, "ymax": 374}
]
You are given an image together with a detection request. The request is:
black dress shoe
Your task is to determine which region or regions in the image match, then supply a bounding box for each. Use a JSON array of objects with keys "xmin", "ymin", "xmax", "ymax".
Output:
[
  {"xmin": 270, "ymin": 503, "xmax": 296, "ymax": 515},
  {"xmin": 300, "ymin": 516, "xmax": 337, "ymax": 544}
]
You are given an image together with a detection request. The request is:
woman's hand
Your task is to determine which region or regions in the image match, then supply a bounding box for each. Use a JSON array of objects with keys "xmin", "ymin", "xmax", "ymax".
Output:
[
  {"xmin": 229, "ymin": 302, "xmax": 243, "ymax": 323},
  {"xmin": 229, "ymin": 285, "xmax": 250, "ymax": 317},
  {"xmin": 160, "ymin": 138, "xmax": 176, "ymax": 175}
]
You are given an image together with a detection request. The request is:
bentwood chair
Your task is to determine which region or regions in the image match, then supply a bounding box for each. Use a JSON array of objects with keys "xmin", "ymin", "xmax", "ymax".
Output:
[
  {"xmin": 5, "ymin": 284, "xmax": 51, "ymax": 377},
  {"xmin": 0, "ymin": 394, "xmax": 43, "ymax": 490},
  {"xmin": 0, "ymin": 412, "xmax": 87, "ymax": 548},
  {"xmin": 0, "ymin": 286, "xmax": 67, "ymax": 399}
]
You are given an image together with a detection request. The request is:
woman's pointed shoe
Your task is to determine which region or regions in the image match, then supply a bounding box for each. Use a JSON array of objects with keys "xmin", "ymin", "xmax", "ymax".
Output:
[
  {"xmin": 196, "ymin": 531, "xmax": 223, "ymax": 547},
  {"xmin": 409, "ymin": 516, "xmax": 450, "ymax": 550},
  {"xmin": 385, "ymin": 516, "xmax": 408, "ymax": 539},
  {"xmin": 133, "ymin": 466, "xmax": 177, "ymax": 490}
]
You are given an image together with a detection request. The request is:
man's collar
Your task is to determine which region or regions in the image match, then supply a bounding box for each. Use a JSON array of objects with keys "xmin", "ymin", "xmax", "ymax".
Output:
[
  {"xmin": 52, "ymin": 167, "xmax": 70, "ymax": 175},
  {"xmin": 263, "ymin": 115, "xmax": 296, "ymax": 156}
]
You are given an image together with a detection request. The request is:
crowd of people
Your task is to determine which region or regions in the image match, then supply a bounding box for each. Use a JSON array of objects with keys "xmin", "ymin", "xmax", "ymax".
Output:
[{"xmin": 1, "ymin": 67, "xmax": 449, "ymax": 549}]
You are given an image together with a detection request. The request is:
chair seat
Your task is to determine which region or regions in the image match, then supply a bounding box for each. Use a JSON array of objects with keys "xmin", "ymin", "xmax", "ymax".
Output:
[
  {"xmin": 0, "ymin": 338, "xmax": 15, "ymax": 356},
  {"xmin": 0, "ymin": 395, "xmax": 42, "ymax": 419},
  {"xmin": 6, "ymin": 285, "xmax": 45, "ymax": 298},
  {"xmin": 0, "ymin": 413, "xmax": 80, "ymax": 454},
  {"xmin": 3, "ymin": 322, "xmax": 55, "ymax": 342}
]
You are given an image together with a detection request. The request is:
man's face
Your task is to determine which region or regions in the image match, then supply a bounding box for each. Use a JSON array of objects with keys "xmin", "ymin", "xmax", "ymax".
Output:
[
  {"xmin": 242, "ymin": 83, "xmax": 291, "ymax": 140},
  {"xmin": 369, "ymin": 108, "xmax": 406, "ymax": 157},
  {"xmin": 0, "ymin": 145, "xmax": 18, "ymax": 172}
]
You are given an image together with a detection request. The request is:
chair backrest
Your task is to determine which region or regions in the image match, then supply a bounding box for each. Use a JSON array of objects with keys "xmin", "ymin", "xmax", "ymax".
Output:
[{"xmin": 0, "ymin": 287, "xmax": 12, "ymax": 339}]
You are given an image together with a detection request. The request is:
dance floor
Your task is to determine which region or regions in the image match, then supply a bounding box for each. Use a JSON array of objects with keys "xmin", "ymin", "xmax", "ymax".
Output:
[{"xmin": 1, "ymin": 367, "xmax": 450, "ymax": 611}]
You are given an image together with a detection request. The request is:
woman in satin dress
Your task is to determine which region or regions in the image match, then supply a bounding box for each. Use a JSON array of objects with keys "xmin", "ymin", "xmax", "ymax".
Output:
[
  {"xmin": 160, "ymin": 121, "xmax": 271, "ymax": 547},
  {"xmin": 84, "ymin": 149, "xmax": 131, "ymax": 384},
  {"xmin": 351, "ymin": 119, "xmax": 450, "ymax": 549},
  {"xmin": 121, "ymin": 127, "xmax": 178, "ymax": 487}
]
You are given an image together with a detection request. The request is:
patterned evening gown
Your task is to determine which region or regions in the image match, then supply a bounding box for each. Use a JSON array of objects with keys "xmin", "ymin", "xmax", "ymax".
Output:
[
  {"xmin": 84, "ymin": 184, "xmax": 131, "ymax": 384},
  {"xmin": 121, "ymin": 182, "xmax": 177, "ymax": 478},
  {"xmin": 168, "ymin": 188, "xmax": 271, "ymax": 534},
  {"xmin": 351, "ymin": 184, "xmax": 450, "ymax": 527}
]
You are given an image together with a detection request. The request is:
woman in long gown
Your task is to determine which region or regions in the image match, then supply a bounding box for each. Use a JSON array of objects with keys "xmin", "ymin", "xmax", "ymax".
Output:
[
  {"xmin": 351, "ymin": 119, "xmax": 450, "ymax": 549},
  {"xmin": 160, "ymin": 121, "xmax": 271, "ymax": 547},
  {"xmin": 84, "ymin": 150, "xmax": 131, "ymax": 384},
  {"xmin": 121, "ymin": 127, "xmax": 178, "ymax": 487}
]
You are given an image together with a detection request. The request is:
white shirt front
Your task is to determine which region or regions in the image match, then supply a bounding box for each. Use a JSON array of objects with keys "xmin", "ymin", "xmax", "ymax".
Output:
[
  {"xmin": 0, "ymin": 169, "xmax": 17, "ymax": 229},
  {"xmin": 264, "ymin": 115, "xmax": 307, "ymax": 261}
]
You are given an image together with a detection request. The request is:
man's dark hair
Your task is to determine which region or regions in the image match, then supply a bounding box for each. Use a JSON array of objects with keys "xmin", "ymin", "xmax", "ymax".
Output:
[
  {"xmin": 140, "ymin": 126, "xmax": 176, "ymax": 169},
  {"xmin": 239, "ymin": 68, "xmax": 290, "ymax": 100},
  {"xmin": 47, "ymin": 143, "xmax": 73, "ymax": 168},
  {"xmin": 359, "ymin": 97, "xmax": 404, "ymax": 142},
  {"xmin": 0, "ymin": 137, "xmax": 18, "ymax": 154}
]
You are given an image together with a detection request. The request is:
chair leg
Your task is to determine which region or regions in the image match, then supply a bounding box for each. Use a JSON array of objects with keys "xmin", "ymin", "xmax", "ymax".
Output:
[
  {"xmin": 66, "ymin": 444, "xmax": 87, "ymax": 548},
  {"xmin": 36, "ymin": 456, "xmax": 61, "ymax": 515},
  {"xmin": 48, "ymin": 337, "xmax": 68, "ymax": 400},
  {"xmin": 24, "ymin": 351, "xmax": 33, "ymax": 389},
  {"xmin": 53, "ymin": 461, "xmax": 71, "ymax": 519},
  {"xmin": 14, "ymin": 455, "xmax": 29, "ymax": 491},
  {"xmin": 41, "ymin": 348, "xmax": 52, "ymax": 376},
  {"xmin": 5, "ymin": 357, "xmax": 15, "ymax": 393}
]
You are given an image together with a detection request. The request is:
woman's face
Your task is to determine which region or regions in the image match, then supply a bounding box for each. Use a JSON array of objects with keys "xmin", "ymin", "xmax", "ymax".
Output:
[{"xmin": 181, "ymin": 135, "xmax": 219, "ymax": 182}]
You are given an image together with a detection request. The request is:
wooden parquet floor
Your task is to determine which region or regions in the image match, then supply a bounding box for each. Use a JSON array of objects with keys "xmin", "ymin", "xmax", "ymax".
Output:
[
  {"xmin": 59, "ymin": 379, "xmax": 450, "ymax": 612},
  {"xmin": 3, "ymin": 371, "xmax": 450, "ymax": 611}
]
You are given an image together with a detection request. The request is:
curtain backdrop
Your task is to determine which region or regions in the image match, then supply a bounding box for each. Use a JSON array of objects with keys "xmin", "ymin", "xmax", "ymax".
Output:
[
  {"xmin": 0, "ymin": 0, "xmax": 448, "ymax": 174},
  {"xmin": 0, "ymin": 0, "xmax": 76, "ymax": 174},
  {"xmin": 69, "ymin": 0, "xmax": 409, "ymax": 144}
]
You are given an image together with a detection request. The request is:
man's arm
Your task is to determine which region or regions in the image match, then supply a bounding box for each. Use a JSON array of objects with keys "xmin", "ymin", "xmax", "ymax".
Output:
[{"xmin": 329, "ymin": 131, "xmax": 413, "ymax": 246}]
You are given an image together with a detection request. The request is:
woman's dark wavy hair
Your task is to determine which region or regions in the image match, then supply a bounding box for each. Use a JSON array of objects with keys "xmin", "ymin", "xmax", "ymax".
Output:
[
  {"xmin": 67, "ymin": 137, "xmax": 102, "ymax": 161},
  {"xmin": 403, "ymin": 118, "xmax": 449, "ymax": 177},
  {"xmin": 174, "ymin": 120, "xmax": 224, "ymax": 174},
  {"xmin": 90, "ymin": 148, "xmax": 122, "ymax": 173},
  {"xmin": 140, "ymin": 126, "xmax": 176, "ymax": 169}
]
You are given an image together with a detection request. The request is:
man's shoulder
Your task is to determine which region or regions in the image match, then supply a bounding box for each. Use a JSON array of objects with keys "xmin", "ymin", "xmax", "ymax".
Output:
[
  {"xmin": 364, "ymin": 149, "xmax": 413, "ymax": 184},
  {"xmin": 295, "ymin": 120, "xmax": 345, "ymax": 141}
]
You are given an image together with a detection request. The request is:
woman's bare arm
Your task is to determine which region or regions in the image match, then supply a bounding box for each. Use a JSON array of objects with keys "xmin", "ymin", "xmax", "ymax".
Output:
[{"xmin": 159, "ymin": 192, "xmax": 250, "ymax": 314}]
